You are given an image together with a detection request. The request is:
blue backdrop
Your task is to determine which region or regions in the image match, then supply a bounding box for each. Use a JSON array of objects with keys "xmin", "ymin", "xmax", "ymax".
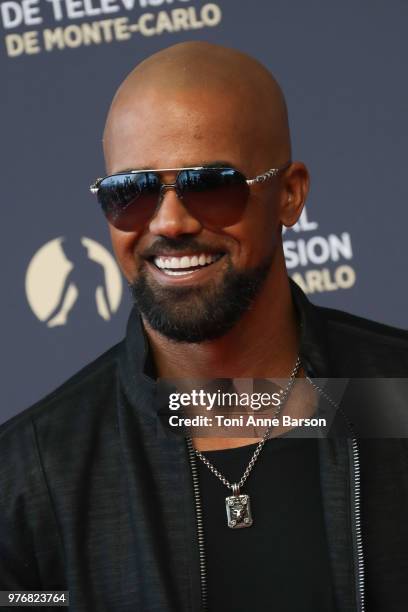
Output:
[{"xmin": 1, "ymin": 0, "xmax": 407, "ymax": 423}]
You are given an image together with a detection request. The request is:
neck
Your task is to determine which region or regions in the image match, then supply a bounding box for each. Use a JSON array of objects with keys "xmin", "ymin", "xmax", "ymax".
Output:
[{"xmin": 143, "ymin": 267, "xmax": 300, "ymax": 380}]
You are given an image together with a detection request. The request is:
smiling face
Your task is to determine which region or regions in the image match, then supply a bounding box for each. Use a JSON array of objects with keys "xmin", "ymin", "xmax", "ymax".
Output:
[{"xmin": 102, "ymin": 43, "xmax": 307, "ymax": 342}]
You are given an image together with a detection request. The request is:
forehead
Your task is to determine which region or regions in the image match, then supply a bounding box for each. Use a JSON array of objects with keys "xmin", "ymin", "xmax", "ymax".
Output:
[{"xmin": 104, "ymin": 88, "xmax": 267, "ymax": 175}]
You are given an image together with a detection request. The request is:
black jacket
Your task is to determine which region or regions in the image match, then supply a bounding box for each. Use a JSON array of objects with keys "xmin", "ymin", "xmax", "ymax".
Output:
[{"xmin": 1, "ymin": 283, "xmax": 408, "ymax": 612}]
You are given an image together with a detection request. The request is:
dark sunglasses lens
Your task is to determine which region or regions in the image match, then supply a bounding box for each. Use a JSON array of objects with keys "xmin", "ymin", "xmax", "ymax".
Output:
[
  {"xmin": 178, "ymin": 169, "xmax": 249, "ymax": 227},
  {"xmin": 97, "ymin": 173, "xmax": 160, "ymax": 231}
]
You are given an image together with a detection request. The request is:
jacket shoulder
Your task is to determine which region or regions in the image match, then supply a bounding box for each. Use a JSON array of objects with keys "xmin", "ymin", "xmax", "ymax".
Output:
[
  {"xmin": 0, "ymin": 340, "xmax": 123, "ymax": 438},
  {"xmin": 318, "ymin": 305, "xmax": 408, "ymax": 375},
  {"xmin": 321, "ymin": 306, "xmax": 408, "ymax": 345},
  {"xmin": 0, "ymin": 342, "xmax": 125, "ymax": 589}
]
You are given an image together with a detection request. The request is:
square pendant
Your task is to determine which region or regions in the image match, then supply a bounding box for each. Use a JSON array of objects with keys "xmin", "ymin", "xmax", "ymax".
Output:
[{"xmin": 225, "ymin": 494, "xmax": 253, "ymax": 528}]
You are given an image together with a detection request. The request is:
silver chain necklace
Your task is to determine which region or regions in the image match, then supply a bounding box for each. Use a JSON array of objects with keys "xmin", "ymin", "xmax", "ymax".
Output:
[{"xmin": 186, "ymin": 356, "xmax": 301, "ymax": 529}]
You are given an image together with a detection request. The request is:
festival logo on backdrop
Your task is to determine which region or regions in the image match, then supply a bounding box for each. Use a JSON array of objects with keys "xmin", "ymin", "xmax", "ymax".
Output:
[
  {"xmin": 1, "ymin": 0, "xmax": 222, "ymax": 57},
  {"xmin": 25, "ymin": 236, "xmax": 122, "ymax": 327},
  {"xmin": 283, "ymin": 207, "xmax": 356, "ymax": 295}
]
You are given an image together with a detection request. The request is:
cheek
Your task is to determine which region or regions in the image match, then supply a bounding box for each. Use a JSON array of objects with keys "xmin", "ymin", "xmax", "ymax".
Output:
[
  {"xmin": 228, "ymin": 193, "xmax": 281, "ymax": 265},
  {"xmin": 108, "ymin": 225, "xmax": 141, "ymax": 282}
]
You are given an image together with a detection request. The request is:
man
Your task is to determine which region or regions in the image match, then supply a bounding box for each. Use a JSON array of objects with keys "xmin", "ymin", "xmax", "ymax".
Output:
[{"xmin": 1, "ymin": 41, "xmax": 407, "ymax": 612}]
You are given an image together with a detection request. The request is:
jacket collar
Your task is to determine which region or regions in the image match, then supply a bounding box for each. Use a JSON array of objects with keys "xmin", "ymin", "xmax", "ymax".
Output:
[
  {"xmin": 289, "ymin": 279, "xmax": 330, "ymax": 378},
  {"xmin": 118, "ymin": 279, "xmax": 331, "ymax": 413}
]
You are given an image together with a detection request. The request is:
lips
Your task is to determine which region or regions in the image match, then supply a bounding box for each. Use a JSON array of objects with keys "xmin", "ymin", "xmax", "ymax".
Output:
[{"xmin": 152, "ymin": 253, "xmax": 224, "ymax": 276}]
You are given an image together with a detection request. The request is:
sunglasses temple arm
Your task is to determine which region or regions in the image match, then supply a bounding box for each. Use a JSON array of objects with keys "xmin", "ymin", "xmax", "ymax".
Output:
[{"xmin": 247, "ymin": 161, "xmax": 292, "ymax": 186}]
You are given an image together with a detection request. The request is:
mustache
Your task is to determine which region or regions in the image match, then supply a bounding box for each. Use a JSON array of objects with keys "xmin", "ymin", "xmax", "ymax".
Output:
[{"xmin": 142, "ymin": 236, "xmax": 226, "ymax": 258}]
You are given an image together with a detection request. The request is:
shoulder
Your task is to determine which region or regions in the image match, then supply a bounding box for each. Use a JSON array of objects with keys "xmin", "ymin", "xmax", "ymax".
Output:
[
  {"xmin": 321, "ymin": 305, "xmax": 408, "ymax": 347},
  {"xmin": 0, "ymin": 340, "xmax": 126, "ymax": 533},
  {"xmin": 317, "ymin": 305, "xmax": 408, "ymax": 375},
  {"xmin": 291, "ymin": 279, "xmax": 408, "ymax": 375},
  {"xmin": 0, "ymin": 340, "xmax": 123, "ymax": 444},
  {"xmin": 0, "ymin": 342, "xmax": 126, "ymax": 586}
]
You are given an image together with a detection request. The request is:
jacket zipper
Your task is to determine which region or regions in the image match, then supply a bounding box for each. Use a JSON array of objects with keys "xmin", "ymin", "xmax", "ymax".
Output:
[
  {"xmin": 306, "ymin": 377, "xmax": 366, "ymax": 611},
  {"xmin": 187, "ymin": 435, "xmax": 365, "ymax": 612},
  {"xmin": 350, "ymin": 437, "xmax": 365, "ymax": 612},
  {"xmin": 186, "ymin": 437, "xmax": 208, "ymax": 611}
]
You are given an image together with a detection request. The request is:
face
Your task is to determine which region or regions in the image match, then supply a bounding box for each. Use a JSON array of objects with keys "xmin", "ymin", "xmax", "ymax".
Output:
[{"xmin": 104, "ymin": 88, "xmax": 295, "ymax": 342}]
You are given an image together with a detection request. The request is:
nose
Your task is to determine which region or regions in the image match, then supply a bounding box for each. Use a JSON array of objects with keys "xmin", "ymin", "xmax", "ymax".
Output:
[{"xmin": 148, "ymin": 186, "xmax": 202, "ymax": 238}]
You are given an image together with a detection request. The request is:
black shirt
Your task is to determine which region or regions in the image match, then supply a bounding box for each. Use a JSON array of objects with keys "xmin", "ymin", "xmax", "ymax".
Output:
[{"xmin": 197, "ymin": 436, "xmax": 336, "ymax": 612}]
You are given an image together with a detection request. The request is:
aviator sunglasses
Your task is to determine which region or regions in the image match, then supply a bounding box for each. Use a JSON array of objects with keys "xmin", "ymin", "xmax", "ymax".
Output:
[{"xmin": 90, "ymin": 162, "xmax": 291, "ymax": 232}]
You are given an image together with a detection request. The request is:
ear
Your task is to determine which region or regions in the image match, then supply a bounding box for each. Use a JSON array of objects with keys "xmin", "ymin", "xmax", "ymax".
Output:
[{"xmin": 279, "ymin": 162, "xmax": 310, "ymax": 227}]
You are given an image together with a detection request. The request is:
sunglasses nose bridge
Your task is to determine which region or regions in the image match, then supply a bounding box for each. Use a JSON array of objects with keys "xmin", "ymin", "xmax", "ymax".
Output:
[
  {"xmin": 149, "ymin": 182, "xmax": 201, "ymax": 237},
  {"xmin": 158, "ymin": 181, "xmax": 184, "ymax": 203}
]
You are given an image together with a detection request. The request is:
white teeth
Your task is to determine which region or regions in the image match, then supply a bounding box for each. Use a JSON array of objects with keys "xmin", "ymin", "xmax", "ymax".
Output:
[
  {"xmin": 162, "ymin": 269, "xmax": 195, "ymax": 276},
  {"xmin": 153, "ymin": 253, "xmax": 222, "ymax": 271}
]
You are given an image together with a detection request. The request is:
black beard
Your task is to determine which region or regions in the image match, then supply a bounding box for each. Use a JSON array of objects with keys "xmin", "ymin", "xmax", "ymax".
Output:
[{"xmin": 129, "ymin": 255, "xmax": 273, "ymax": 343}]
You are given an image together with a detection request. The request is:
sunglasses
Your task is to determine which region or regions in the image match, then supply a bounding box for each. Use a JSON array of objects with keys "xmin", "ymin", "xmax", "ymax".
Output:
[{"xmin": 90, "ymin": 162, "xmax": 291, "ymax": 232}]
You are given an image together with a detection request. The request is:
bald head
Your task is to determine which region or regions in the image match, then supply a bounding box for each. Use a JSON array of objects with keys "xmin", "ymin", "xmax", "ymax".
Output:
[{"xmin": 103, "ymin": 41, "xmax": 291, "ymax": 175}]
